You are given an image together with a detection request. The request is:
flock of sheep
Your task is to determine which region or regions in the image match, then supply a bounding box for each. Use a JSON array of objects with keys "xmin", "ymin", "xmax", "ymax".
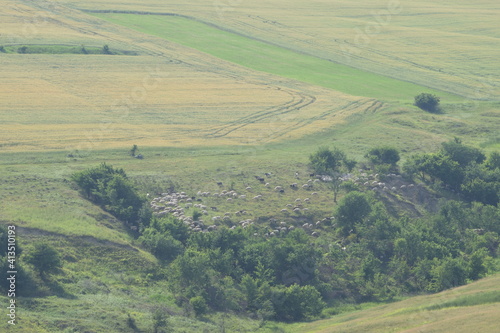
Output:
[{"xmin": 148, "ymin": 171, "xmax": 417, "ymax": 237}]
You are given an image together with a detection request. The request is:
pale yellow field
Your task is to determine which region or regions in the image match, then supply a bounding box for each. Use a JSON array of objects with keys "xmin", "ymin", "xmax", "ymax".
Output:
[
  {"xmin": 1, "ymin": 0, "xmax": 377, "ymax": 151},
  {"xmin": 57, "ymin": 0, "xmax": 500, "ymax": 99}
]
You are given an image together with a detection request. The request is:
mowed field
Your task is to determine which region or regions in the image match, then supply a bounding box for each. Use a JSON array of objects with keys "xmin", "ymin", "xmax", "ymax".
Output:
[
  {"xmin": 1, "ymin": 0, "xmax": 391, "ymax": 152},
  {"xmin": 1, "ymin": 0, "xmax": 499, "ymax": 152}
]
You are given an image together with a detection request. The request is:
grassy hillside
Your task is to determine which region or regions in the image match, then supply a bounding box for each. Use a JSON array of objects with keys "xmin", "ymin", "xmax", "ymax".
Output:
[
  {"xmin": 287, "ymin": 273, "xmax": 500, "ymax": 333},
  {"xmin": 1, "ymin": 0, "xmax": 499, "ymax": 332}
]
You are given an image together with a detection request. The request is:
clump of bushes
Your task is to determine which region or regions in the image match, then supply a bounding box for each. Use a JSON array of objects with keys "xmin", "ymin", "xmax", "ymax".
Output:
[{"xmin": 414, "ymin": 93, "xmax": 441, "ymax": 113}]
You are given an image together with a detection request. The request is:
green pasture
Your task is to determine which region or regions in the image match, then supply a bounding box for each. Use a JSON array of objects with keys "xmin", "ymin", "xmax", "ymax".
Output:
[{"xmin": 92, "ymin": 13, "xmax": 460, "ymax": 102}]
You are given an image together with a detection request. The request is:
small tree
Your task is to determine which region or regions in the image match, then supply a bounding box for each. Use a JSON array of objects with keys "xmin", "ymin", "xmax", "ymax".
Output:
[
  {"xmin": 24, "ymin": 242, "xmax": 62, "ymax": 279},
  {"xmin": 190, "ymin": 296, "xmax": 208, "ymax": 316},
  {"xmin": 309, "ymin": 147, "xmax": 356, "ymax": 202},
  {"xmin": 102, "ymin": 44, "xmax": 111, "ymax": 54},
  {"xmin": 414, "ymin": 93, "xmax": 440, "ymax": 113},
  {"xmin": 0, "ymin": 46, "xmax": 5, "ymax": 53},
  {"xmin": 130, "ymin": 144, "xmax": 138, "ymax": 157}
]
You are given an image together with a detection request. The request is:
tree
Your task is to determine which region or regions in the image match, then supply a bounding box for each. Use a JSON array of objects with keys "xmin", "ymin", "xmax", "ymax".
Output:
[
  {"xmin": 309, "ymin": 146, "xmax": 345, "ymax": 174},
  {"xmin": 335, "ymin": 192, "xmax": 372, "ymax": 236},
  {"xmin": 129, "ymin": 144, "xmax": 138, "ymax": 157},
  {"xmin": 102, "ymin": 44, "xmax": 111, "ymax": 54},
  {"xmin": 365, "ymin": 146, "xmax": 400, "ymax": 167},
  {"xmin": 24, "ymin": 242, "xmax": 62, "ymax": 279},
  {"xmin": 138, "ymin": 228, "xmax": 184, "ymax": 261},
  {"xmin": 190, "ymin": 296, "xmax": 208, "ymax": 316},
  {"xmin": 485, "ymin": 151, "xmax": 500, "ymax": 170},
  {"xmin": 271, "ymin": 284, "xmax": 325, "ymax": 321},
  {"xmin": 414, "ymin": 93, "xmax": 440, "ymax": 113},
  {"xmin": 309, "ymin": 147, "xmax": 355, "ymax": 202},
  {"xmin": 441, "ymin": 140, "xmax": 486, "ymax": 167}
]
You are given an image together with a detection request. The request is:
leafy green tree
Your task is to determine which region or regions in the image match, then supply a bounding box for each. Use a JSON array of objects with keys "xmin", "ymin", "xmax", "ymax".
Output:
[
  {"xmin": 309, "ymin": 146, "xmax": 345, "ymax": 174},
  {"xmin": 241, "ymin": 274, "xmax": 259, "ymax": 311},
  {"xmin": 365, "ymin": 146, "xmax": 400, "ymax": 167},
  {"xmin": 138, "ymin": 228, "xmax": 184, "ymax": 261},
  {"xmin": 335, "ymin": 192, "xmax": 372, "ymax": 236},
  {"xmin": 461, "ymin": 178, "xmax": 499, "ymax": 206},
  {"xmin": 414, "ymin": 93, "xmax": 440, "ymax": 112},
  {"xmin": 406, "ymin": 153, "xmax": 464, "ymax": 189},
  {"xmin": 467, "ymin": 249, "xmax": 488, "ymax": 280},
  {"xmin": 441, "ymin": 140, "xmax": 486, "ymax": 167},
  {"xmin": 150, "ymin": 216, "xmax": 190, "ymax": 245},
  {"xmin": 24, "ymin": 242, "xmax": 62, "ymax": 279},
  {"xmin": 309, "ymin": 146, "xmax": 356, "ymax": 202},
  {"xmin": 485, "ymin": 151, "xmax": 500, "ymax": 170},
  {"xmin": 429, "ymin": 257, "xmax": 467, "ymax": 292},
  {"xmin": 272, "ymin": 284, "xmax": 325, "ymax": 322},
  {"xmin": 190, "ymin": 296, "xmax": 208, "ymax": 316}
]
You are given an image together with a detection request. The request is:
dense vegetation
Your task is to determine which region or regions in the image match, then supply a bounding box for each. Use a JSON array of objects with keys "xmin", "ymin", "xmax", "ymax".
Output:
[
  {"xmin": 66, "ymin": 144, "xmax": 500, "ymax": 323},
  {"xmin": 71, "ymin": 163, "xmax": 147, "ymax": 225},
  {"xmin": 404, "ymin": 139, "xmax": 500, "ymax": 205}
]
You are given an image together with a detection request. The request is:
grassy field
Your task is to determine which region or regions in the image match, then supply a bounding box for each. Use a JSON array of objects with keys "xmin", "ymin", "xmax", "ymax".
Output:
[
  {"xmin": 62, "ymin": 0, "xmax": 500, "ymax": 100},
  {"xmin": 286, "ymin": 273, "xmax": 500, "ymax": 333},
  {"xmin": 1, "ymin": 0, "xmax": 500, "ymax": 331},
  {"xmin": 92, "ymin": 13, "xmax": 456, "ymax": 102}
]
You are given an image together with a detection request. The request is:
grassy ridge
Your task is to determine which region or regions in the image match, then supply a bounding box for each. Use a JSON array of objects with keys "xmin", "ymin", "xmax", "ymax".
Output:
[{"xmin": 93, "ymin": 13, "xmax": 460, "ymax": 102}]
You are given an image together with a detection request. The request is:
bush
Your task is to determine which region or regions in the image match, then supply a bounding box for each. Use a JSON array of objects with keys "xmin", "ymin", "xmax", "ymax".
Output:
[
  {"xmin": 190, "ymin": 296, "xmax": 208, "ymax": 316},
  {"xmin": 414, "ymin": 93, "xmax": 440, "ymax": 113},
  {"xmin": 138, "ymin": 228, "xmax": 184, "ymax": 261},
  {"xmin": 17, "ymin": 46, "xmax": 28, "ymax": 54},
  {"xmin": 365, "ymin": 146, "xmax": 400, "ymax": 166},
  {"xmin": 24, "ymin": 242, "xmax": 62, "ymax": 279}
]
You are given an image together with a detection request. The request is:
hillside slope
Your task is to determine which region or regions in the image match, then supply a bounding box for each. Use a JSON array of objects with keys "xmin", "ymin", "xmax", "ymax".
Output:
[{"xmin": 288, "ymin": 273, "xmax": 500, "ymax": 333}]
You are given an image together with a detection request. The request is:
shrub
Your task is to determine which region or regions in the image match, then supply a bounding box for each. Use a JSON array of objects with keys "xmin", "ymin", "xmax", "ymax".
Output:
[
  {"xmin": 414, "ymin": 93, "xmax": 440, "ymax": 112},
  {"xmin": 365, "ymin": 146, "xmax": 400, "ymax": 166},
  {"xmin": 24, "ymin": 242, "xmax": 62, "ymax": 279},
  {"xmin": 190, "ymin": 296, "xmax": 208, "ymax": 316},
  {"xmin": 17, "ymin": 46, "xmax": 28, "ymax": 54}
]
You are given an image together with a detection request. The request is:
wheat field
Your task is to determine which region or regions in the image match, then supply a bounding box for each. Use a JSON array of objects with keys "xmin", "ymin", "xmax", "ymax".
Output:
[
  {"xmin": 58, "ymin": 0, "xmax": 500, "ymax": 100},
  {"xmin": 1, "ymin": 0, "xmax": 382, "ymax": 152}
]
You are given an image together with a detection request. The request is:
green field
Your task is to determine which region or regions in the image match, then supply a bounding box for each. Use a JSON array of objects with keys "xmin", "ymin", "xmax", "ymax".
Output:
[{"xmin": 93, "ymin": 13, "xmax": 460, "ymax": 102}]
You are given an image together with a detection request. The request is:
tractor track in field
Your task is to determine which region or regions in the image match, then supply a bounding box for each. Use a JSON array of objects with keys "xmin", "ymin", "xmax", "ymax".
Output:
[
  {"xmin": 204, "ymin": 88, "xmax": 317, "ymax": 138},
  {"xmin": 266, "ymin": 99, "xmax": 380, "ymax": 141}
]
